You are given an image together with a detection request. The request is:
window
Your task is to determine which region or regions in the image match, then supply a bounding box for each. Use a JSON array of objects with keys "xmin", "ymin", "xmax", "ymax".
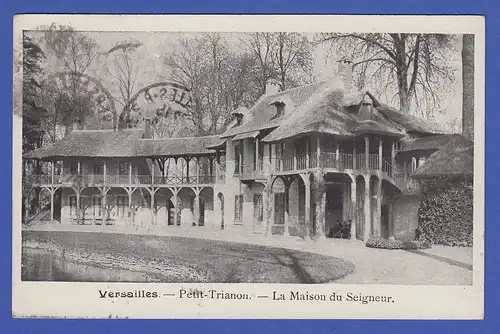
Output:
[
  {"xmin": 93, "ymin": 162, "xmax": 104, "ymax": 175},
  {"xmin": 274, "ymin": 193, "xmax": 285, "ymax": 225},
  {"xmin": 69, "ymin": 161, "xmax": 78, "ymax": 174},
  {"xmin": 234, "ymin": 195, "xmax": 243, "ymax": 223},
  {"xmin": 234, "ymin": 144, "xmax": 242, "ymax": 175},
  {"xmin": 118, "ymin": 162, "xmax": 130, "ymax": 175},
  {"xmin": 253, "ymin": 194, "xmax": 263, "ymax": 222},
  {"xmin": 276, "ymin": 103, "xmax": 285, "ymax": 117}
]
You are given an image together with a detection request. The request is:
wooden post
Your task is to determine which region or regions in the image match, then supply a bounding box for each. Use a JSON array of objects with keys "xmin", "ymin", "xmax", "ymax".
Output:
[
  {"xmin": 378, "ymin": 139, "xmax": 383, "ymax": 170},
  {"xmin": 255, "ymin": 139, "xmax": 260, "ymax": 171},
  {"xmin": 335, "ymin": 139, "xmax": 340, "ymax": 168},
  {"xmin": 350, "ymin": 180, "xmax": 357, "ymax": 240},
  {"xmin": 51, "ymin": 160, "xmax": 54, "ymax": 184},
  {"xmin": 129, "ymin": 162, "xmax": 132, "ymax": 185},
  {"xmin": 128, "ymin": 190, "xmax": 133, "ymax": 225},
  {"xmin": 185, "ymin": 157, "xmax": 190, "ymax": 184},
  {"xmin": 76, "ymin": 192, "xmax": 80, "ymax": 224},
  {"xmin": 150, "ymin": 188, "xmax": 155, "ymax": 225},
  {"xmin": 316, "ymin": 135, "xmax": 321, "ymax": 168},
  {"xmin": 391, "ymin": 141, "xmax": 396, "ymax": 176},
  {"xmin": 284, "ymin": 180, "xmax": 290, "ymax": 237},
  {"xmin": 103, "ymin": 160, "xmax": 107, "ymax": 184},
  {"xmin": 50, "ymin": 188, "xmax": 54, "ymax": 223},
  {"xmin": 77, "ymin": 161, "xmax": 81, "ymax": 175},
  {"xmin": 173, "ymin": 191, "xmax": 179, "ymax": 226},
  {"xmin": 196, "ymin": 157, "xmax": 200, "ymax": 184},
  {"xmin": 375, "ymin": 180, "xmax": 382, "ymax": 237},
  {"xmin": 353, "ymin": 143, "xmax": 357, "ymax": 170},
  {"xmin": 363, "ymin": 176, "xmax": 370, "ymax": 241},
  {"xmin": 151, "ymin": 159, "xmax": 155, "ymax": 184},
  {"xmin": 305, "ymin": 139, "xmax": 310, "ymax": 168},
  {"xmin": 304, "ymin": 177, "xmax": 311, "ymax": 240},
  {"xmin": 215, "ymin": 151, "xmax": 220, "ymax": 182},
  {"xmin": 364, "ymin": 136, "xmax": 369, "ymax": 170},
  {"xmin": 193, "ymin": 191, "xmax": 200, "ymax": 226},
  {"xmin": 293, "ymin": 144, "xmax": 297, "ymax": 170}
]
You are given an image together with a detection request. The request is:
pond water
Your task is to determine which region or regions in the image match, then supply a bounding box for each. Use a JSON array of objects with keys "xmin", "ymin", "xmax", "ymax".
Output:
[{"xmin": 22, "ymin": 247, "xmax": 161, "ymax": 282}]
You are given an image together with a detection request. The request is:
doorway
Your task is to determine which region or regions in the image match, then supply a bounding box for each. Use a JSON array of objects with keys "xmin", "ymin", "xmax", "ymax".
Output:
[{"xmin": 325, "ymin": 183, "xmax": 343, "ymax": 237}]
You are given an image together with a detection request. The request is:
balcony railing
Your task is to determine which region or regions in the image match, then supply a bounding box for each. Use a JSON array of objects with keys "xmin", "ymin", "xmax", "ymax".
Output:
[
  {"xmin": 25, "ymin": 173, "xmax": 216, "ymax": 186},
  {"xmin": 272, "ymin": 153, "xmax": 385, "ymax": 172}
]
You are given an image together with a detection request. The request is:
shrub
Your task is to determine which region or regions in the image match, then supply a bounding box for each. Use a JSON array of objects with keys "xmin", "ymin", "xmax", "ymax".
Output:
[
  {"xmin": 366, "ymin": 238, "xmax": 431, "ymax": 250},
  {"xmin": 418, "ymin": 177, "xmax": 473, "ymax": 246}
]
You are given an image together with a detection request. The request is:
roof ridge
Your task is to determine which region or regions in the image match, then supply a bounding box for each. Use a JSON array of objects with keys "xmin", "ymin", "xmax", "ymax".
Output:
[{"xmin": 263, "ymin": 80, "xmax": 328, "ymax": 99}]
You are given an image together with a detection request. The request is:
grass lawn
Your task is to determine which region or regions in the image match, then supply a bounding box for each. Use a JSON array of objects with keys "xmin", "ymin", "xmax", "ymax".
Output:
[{"xmin": 22, "ymin": 230, "xmax": 355, "ymax": 284}]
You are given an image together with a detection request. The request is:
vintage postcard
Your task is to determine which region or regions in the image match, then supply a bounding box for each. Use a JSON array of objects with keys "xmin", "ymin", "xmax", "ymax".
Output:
[{"xmin": 12, "ymin": 14, "xmax": 484, "ymax": 319}]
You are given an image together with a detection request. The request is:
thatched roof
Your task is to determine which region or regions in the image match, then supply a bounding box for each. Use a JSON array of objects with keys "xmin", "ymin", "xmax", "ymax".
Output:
[
  {"xmin": 374, "ymin": 104, "xmax": 448, "ymax": 135},
  {"xmin": 412, "ymin": 135, "xmax": 474, "ymax": 179},
  {"xmin": 351, "ymin": 120, "xmax": 405, "ymax": 137},
  {"xmin": 23, "ymin": 129, "xmax": 222, "ymax": 159},
  {"xmin": 399, "ymin": 134, "xmax": 462, "ymax": 154},
  {"xmin": 221, "ymin": 81, "xmax": 328, "ymax": 138}
]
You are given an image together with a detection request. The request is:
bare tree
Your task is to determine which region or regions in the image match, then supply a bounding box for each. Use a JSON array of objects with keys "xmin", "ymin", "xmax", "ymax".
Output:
[
  {"xmin": 462, "ymin": 34, "xmax": 474, "ymax": 140},
  {"xmin": 163, "ymin": 33, "xmax": 260, "ymax": 135},
  {"xmin": 317, "ymin": 33, "xmax": 457, "ymax": 115},
  {"xmin": 240, "ymin": 33, "xmax": 277, "ymax": 94}
]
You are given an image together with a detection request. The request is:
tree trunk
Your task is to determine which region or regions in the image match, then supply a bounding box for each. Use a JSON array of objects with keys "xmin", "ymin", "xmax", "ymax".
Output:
[{"xmin": 462, "ymin": 34, "xmax": 474, "ymax": 140}]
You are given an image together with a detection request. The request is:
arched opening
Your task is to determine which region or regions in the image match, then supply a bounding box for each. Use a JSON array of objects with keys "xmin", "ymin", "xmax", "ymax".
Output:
[
  {"xmin": 217, "ymin": 192, "xmax": 225, "ymax": 230},
  {"xmin": 250, "ymin": 182, "xmax": 266, "ymax": 233},
  {"xmin": 26, "ymin": 187, "xmax": 52, "ymax": 222},
  {"xmin": 130, "ymin": 187, "xmax": 152, "ymax": 226},
  {"xmin": 270, "ymin": 176, "xmax": 285, "ymax": 235},
  {"xmin": 177, "ymin": 187, "xmax": 196, "ymax": 226},
  {"xmin": 355, "ymin": 175, "xmax": 365, "ymax": 240},
  {"xmin": 155, "ymin": 188, "xmax": 175, "ymax": 226},
  {"xmin": 199, "ymin": 187, "xmax": 214, "ymax": 226},
  {"xmin": 324, "ymin": 173, "xmax": 352, "ymax": 238},
  {"xmin": 381, "ymin": 180, "xmax": 399, "ymax": 239}
]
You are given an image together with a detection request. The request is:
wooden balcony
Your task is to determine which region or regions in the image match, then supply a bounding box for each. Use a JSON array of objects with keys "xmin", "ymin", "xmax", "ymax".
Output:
[{"xmin": 25, "ymin": 173, "xmax": 216, "ymax": 187}]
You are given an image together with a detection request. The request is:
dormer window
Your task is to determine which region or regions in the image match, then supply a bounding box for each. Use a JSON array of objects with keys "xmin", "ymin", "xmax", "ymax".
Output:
[
  {"xmin": 276, "ymin": 102, "xmax": 285, "ymax": 117},
  {"xmin": 235, "ymin": 114, "xmax": 243, "ymax": 126}
]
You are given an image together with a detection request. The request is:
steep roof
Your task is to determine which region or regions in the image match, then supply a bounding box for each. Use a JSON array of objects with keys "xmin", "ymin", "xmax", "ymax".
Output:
[
  {"xmin": 23, "ymin": 129, "xmax": 222, "ymax": 159},
  {"xmin": 412, "ymin": 135, "xmax": 474, "ymax": 179},
  {"xmin": 400, "ymin": 134, "xmax": 462, "ymax": 153},
  {"xmin": 221, "ymin": 81, "xmax": 328, "ymax": 138},
  {"xmin": 374, "ymin": 104, "xmax": 448, "ymax": 135},
  {"xmin": 351, "ymin": 120, "xmax": 405, "ymax": 137}
]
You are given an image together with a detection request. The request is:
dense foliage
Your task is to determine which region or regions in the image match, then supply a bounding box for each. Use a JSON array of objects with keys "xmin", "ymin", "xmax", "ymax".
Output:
[
  {"xmin": 366, "ymin": 238, "xmax": 431, "ymax": 250},
  {"xmin": 418, "ymin": 177, "xmax": 473, "ymax": 246}
]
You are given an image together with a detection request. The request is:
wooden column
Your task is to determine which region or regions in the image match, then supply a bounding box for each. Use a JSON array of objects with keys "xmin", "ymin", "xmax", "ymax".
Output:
[
  {"xmin": 196, "ymin": 157, "xmax": 200, "ymax": 184},
  {"xmin": 363, "ymin": 176, "xmax": 370, "ymax": 241},
  {"xmin": 375, "ymin": 180, "xmax": 382, "ymax": 237},
  {"xmin": 103, "ymin": 160, "xmax": 107, "ymax": 184},
  {"xmin": 51, "ymin": 160, "xmax": 54, "ymax": 184},
  {"xmin": 314, "ymin": 177, "xmax": 326, "ymax": 239},
  {"xmin": 215, "ymin": 151, "xmax": 220, "ymax": 182},
  {"xmin": 350, "ymin": 180, "xmax": 357, "ymax": 240},
  {"xmin": 173, "ymin": 191, "xmax": 179, "ymax": 226},
  {"xmin": 304, "ymin": 177, "xmax": 311, "ymax": 240},
  {"xmin": 77, "ymin": 161, "xmax": 81, "ymax": 175},
  {"xmin": 185, "ymin": 157, "xmax": 191, "ymax": 184},
  {"xmin": 129, "ymin": 162, "xmax": 132, "ymax": 184},
  {"xmin": 316, "ymin": 135, "xmax": 321, "ymax": 168},
  {"xmin": 151, "ymin": 159, "xmax": 155, "ymax": 184},
  {"xmin": 305, "ymin": 139, "xmax": 310, "ymax": 168},
  {"xmin": 102, "ymin": 188, "xmax": 108, "ymax": 224},
  {"xmin": 50, "ymin": 188, "xmax": 54, "ymax": 223},
  {"xmin": 378, "ymin": 139, "xmax": 383, "ymax": 170},
  {"xmin": 128, "ymin": 190, "xmax": 133, "ymax": 225},
  {"xmin": 391, "ymin": 141, "xmax": 396, "ymax": 169},
  {"xmin": 266, "ymin": 186, "xmax": 275, "ymax": 237},
  {"xmin": 353, "ymin": 143, "xmax": 357, "ymax": 170},
  {"xmin": 193, "ymin": 191, "xmax": 200, "ymax": 226},
  {"xmin": 283, "ymin": 178, "xmax": 290, "ymax": 237},
  {"xmin": 335, "ymin": 139, "xmax": 340, "ymax": 167},
  {"xmin": 255, "ymin": 139, "xmax": 260, "ymax": 171},
  {"xmin": 293, "ymin": 144, "xmax": 297, "ymax": 170},
  {"xmin": 364, "ymin": 136, "xmax": 369, "ymax": 170}
]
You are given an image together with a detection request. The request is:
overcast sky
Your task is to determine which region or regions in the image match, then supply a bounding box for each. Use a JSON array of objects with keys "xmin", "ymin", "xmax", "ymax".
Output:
[{"xmin": 28, "ymin": 31, "xmax": 464, "ymax": 131}]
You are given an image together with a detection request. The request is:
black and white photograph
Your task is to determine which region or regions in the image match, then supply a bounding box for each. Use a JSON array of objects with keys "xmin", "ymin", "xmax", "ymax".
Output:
[{"xmin": 12, "ymin": 15, "xmax": 484, "ymax": 319}]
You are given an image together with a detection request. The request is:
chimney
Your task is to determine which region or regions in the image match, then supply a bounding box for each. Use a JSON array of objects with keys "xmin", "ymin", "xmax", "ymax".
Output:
[
  {"xmin": 143, "ymin": 118, "xmax": 153, "ymax": 139},
  {"xmin": 338, "ymin": 59, "xmax": 354, "ymax": 92},
  {"xmin": 265, "ymin": 78, "xmax": 280, "ymax": 95}
]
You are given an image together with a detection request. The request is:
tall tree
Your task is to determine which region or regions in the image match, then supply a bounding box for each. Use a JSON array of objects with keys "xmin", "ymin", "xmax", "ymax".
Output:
[
  {"xmin": 163, "ymin": 33, "xmax": 260, "ymax": 135},
  {"xmin": 38, "ymin": 24, "xmax": 104, "ymax": 133},
  {"xmin": 22, "ymin": 34, "xmax": 47, "ymax": 152},
  {"xmin": 462, "ymin": 34, "xmax": 474, "ymax": 140},
  {"xmin": 317, "ymin": 33, "xmax": 456, "ymax": 115}
]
